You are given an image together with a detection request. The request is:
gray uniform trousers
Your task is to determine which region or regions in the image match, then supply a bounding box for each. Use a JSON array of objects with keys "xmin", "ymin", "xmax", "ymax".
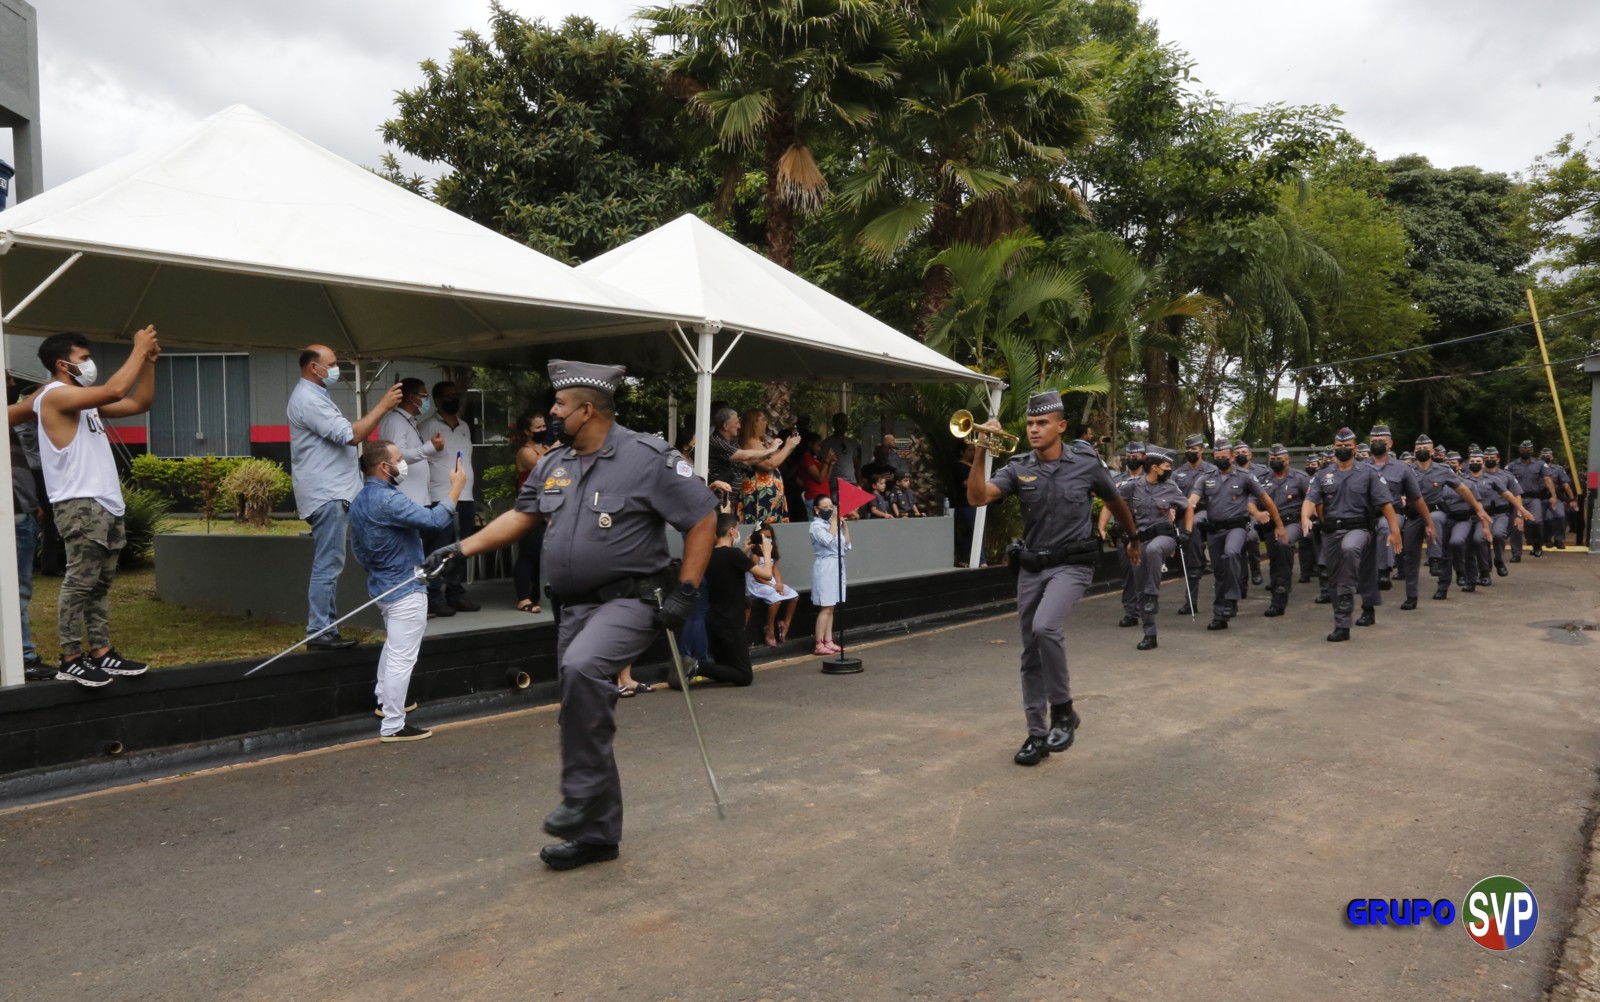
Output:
[
  {"xmin": 1266, "ymin": 521, "xmax": 1303, "ymax": 609},
  {"xmin": 1378, "ymin": 516, "xmax": 1427, "ymax": 600},
  {"xmin": 1015, "ymin": 563, "xmax": 1093, "ymax": 737},
  {"xmin": 1320, "ymin": 528, "xmax": 1370, "ymax": 629},
  {"xmin": 1181, "ymin": 512, "xmax": 1207, "ymax": 603},
  {"xmin": 1447, "ymin": 516, "xmax": 1478, "ymax": 584},
  {"xmin": 1117, "ymin": 540, "xmax": 1139, "ymax": 620},
  {"xmin": 1136, "ymin": 535, "xmax": 1178, "ymax": 638},
  {"xmin": 555, "ymin": 597, "xmax": 660, "ymax": 846},
  {"xmin": 1208, "ymin": 526, "xmax": 1249, "ymax": 619},
  {"xmin": 1511, "ymin": 498, "xmax": 1545, "ymax": 557},
  {"xmin": 1546, "ymin": 500, "xmax": 1568, "ymax": 545},
  {"xmin": 1488, "ymin": 512, "xmax": 1511, "ymax": 567}
]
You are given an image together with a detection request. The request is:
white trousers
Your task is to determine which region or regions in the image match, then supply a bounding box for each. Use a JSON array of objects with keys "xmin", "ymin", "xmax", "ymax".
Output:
[{"xmin": 374, "ymin": 590, "xmax": 428, "ymax": 736}]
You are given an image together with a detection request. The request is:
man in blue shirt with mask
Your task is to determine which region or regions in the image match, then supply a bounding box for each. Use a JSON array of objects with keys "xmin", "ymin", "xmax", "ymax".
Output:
[{"xmin": 349, "ymin": 439, "xmax": 465, "ymax": 741}]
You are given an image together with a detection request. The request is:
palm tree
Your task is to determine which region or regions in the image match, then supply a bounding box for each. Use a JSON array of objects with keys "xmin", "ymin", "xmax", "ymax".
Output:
[{"xmin": 834, "ymin": 0, "xmax": 1103, "ymax": 331}]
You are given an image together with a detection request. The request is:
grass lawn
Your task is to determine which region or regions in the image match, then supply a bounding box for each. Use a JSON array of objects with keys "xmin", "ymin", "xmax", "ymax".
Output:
[
  {"xmin": 25, "ymin": 559, "xmax": 382, "ymax": 671},
  {"xmin": 164, "ymin": 515, "xmax": 308, "ymax": 537}
]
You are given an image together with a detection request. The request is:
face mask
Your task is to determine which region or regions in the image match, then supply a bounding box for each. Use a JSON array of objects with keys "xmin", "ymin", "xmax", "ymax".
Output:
[
  {"xmin": 1269, "ymin": 459, "xmax": 1286, "ymax": 473},
  {"xmin": 322, "ymin": 364, "xmax": 341, "ymax": 385},
  {"xmin": 1520, "ymin": 450, "xmax": 1532, "ymax": 459},
  {"xmin": 1334, "ymin": 447, "xmax": 1355, "ymax": 462},
  {"xmin": 1486, "ymin": 459, "xmax": 1498, "ymax": 469},
  {"xmin": 1213, "ymin": 456, "xmax": 1231, "ymax": 471},
  {"xmin": 549, "ymin": 413, "xmax": 575, "ymax": 447},
  {"xmin": 1126, "ymin": 459, "xmax": 1143, "ymax": 472},
  {"xmin": 1185, "ymin": 450, "xmax": 1200, "ymax": 464},
  {"xmin": 1370, "ymin": 441, "xmax": 1388, "ymax": 456},
  {"xmin": 439, "ymin": 398, "xmax": 462, "ymax": 416},
  {"xmin": 416, "ymin": 398, "xmax": 433, "ymax": 419},
  {"xmin": 389, "ymin": 459, "xmax": 408, "ymax": 484},
  {"xmin": 816, "ymin": 506, "xmax": 833, "ymax": 519},
  {"xmin": 1155, "ymin": 469, "xmax": 1172, "ymax": 483},
  {"xmin": 1469, "ymin": 462, "xmax": 1483, "ymax": 472},
  {"xmin": 1415, "ymin": 450, "xmax": 1432, "ymax": 463},
  {"xmin": 68, "ymin": 360, "xmax": 99, "ymax": 387}
]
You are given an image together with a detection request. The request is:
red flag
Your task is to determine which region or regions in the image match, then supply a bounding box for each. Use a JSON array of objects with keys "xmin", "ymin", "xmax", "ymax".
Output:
[{"xmin": 836, "ymin": 478, "xmax": 876, "ymax": 518}]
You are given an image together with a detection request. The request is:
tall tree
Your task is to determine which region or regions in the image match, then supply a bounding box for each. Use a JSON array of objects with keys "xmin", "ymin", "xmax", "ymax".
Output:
[
  {"xmin": 380, "ymin": 7, "xmax": 702, "ymax": 263},
  {"xmin": 835, "ymin": 0, "xmax": 1104, "ymax": 329}
]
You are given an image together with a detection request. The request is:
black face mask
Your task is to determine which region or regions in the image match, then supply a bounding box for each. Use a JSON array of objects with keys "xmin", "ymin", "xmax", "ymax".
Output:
[
  {"xmin": 439, "ymin": 398, "xmax": 462, "ymax": 416},
  {"xmin": 1370, "ymin": 441, "xmax": 1388, "ymax": 456},
  {"xmin": 1334, "ymin": 447, "xmax": 1355, "ymax": 462},
  {"xmin": 1213, "ymin": 456, "xmax": 1231, "ymax": 471},
  {"xmin": 1520, "ymin": 450, "xmax": 1533, "ymax": 459},
  {"xmin": 1486, "ymin": 458, "xmax": 1498, "ymax": 469},
  {"xmin": 1185, "ymin": 450, "xmax": 1200, "ymax": 464},
  {"xmin": 1155, "ymin": 469, "xmax": 1172, "ymax": 483},
  {"xmin": 1469, "ymin": 462, "xmax": 1483, "ymax": 472},
  {"xmin": 1126, "ymin": 458, "xmax": 1143, "ymax": 473},
  {"xmin": 549, "ymin": 414, "xmax": 575, "ymax": 447},
  {"xmin": 1269, "ymin": 459, "xmax": 1286, "ymax": 473},
  {"xmin": 1415, "ymin": 449, "xmax": 1432, "ymax": 463}
]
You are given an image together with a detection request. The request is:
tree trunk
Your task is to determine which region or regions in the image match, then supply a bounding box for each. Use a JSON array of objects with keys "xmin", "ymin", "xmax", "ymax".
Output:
[
  {"xmin": 916, "ymin": 180, "xmax": 965, "ymax": 341},
  {"xmin": 1142, "ymin": 346, "xmax": 1186, "ymax": 447},
  {"xmin": 762, "ymin": 111, "xmax": 797, "ymax": 423}
]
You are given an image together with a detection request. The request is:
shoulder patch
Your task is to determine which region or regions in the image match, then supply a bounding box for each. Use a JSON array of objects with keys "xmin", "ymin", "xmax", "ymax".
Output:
[{"xmin": 676, "ymin": 460, "xmax": 694, "ymax": 478}]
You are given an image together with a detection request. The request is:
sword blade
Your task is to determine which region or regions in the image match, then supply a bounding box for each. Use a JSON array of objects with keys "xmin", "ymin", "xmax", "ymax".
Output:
[
  {"xmin": 658, "ymin": 598, "xmax": 726, "ymax": 820},
  {"xmin": 244, "ymin": 567, "xmax": 428, "ymax": 676}
]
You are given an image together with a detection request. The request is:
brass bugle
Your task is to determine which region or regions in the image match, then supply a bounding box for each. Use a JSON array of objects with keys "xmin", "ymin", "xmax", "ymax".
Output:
[{"xmin": 949, "ymin": 409, "xmax": 1019, "ymax": 456}]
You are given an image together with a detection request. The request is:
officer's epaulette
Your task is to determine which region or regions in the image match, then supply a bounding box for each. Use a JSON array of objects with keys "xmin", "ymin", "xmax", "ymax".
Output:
[{"xmin": 1005, "ymin": 452, "xmax": 1030, "ymax": 466}]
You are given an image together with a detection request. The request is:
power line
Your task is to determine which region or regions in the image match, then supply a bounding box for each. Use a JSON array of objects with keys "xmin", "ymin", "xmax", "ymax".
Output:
[
  {"xmin": 1305, "ymin": 353, "xmax": 1592, "ymax": 393},
  {"xmin": 1287, "ymin": 303, "xmax": 1600, "ymax": 374}
]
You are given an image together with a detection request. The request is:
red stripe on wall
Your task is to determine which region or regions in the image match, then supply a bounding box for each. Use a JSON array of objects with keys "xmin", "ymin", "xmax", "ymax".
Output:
[
  {"xmin": 107, "ymin": 426, "xmax": 148, "ymax": 445},
  {"xmin": 252, "ymin": 425, "xmax": 291, "ymax": 444}
]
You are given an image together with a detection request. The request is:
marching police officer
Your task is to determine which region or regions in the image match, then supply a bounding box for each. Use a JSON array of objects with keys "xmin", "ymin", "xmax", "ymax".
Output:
[
  {"xmin": 1169, "ymin": 433, "xmax": 1216, "ymax": 614},
  {"xmin": 1233, "ymin": 443, "xmax": 1266, "ymax": 589},
  {"xmin": 427, "ymin": 360, "xmax": 718, "ymax": 870},
  {"xmin": 968, "ymin": 390, "xmax": 1139, "ymax": 766},
  {"xmin": 1540, "ymin": 447, "xmax": 1575, "ymax": 548},
  {"xmin": 1481, "ymin": 447, "xmax": 1525, "ymax": 575},
  {"xmin": 1364, "ymin": 425, "xmax": 1433, "ymax": 613},
  {"xmin": 1115, "ymin": 448, "xmax": 1188, "ymax": 650},
  {"xmin": 1183, "ymin": 439, "xmax": 1286, "ymax": 631},
  {"xmin": 1259, "ymin": 444, "xmax": 1310, "ymax": 617},
  {"xmin": 1102, "ymin": 440, "xmax": 1146, "ymax": 627},
  {"xmin": 1303, "ymin": 429, "xmax": 1403, "ymax": 642},
  {"xmin": 1464, "ymin": 448, "xmax": 1533, "ymax": 583},
  {"xmin": 1411, "ymin": 436, "xmax": 1490, "ymax": 600},
  {"xmin": 1507, "ymin": 440, "xmax": 1558, "ymax": 560}
]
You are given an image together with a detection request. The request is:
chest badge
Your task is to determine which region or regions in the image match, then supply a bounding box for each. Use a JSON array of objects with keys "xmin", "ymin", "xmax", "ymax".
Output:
[
  {"xmin": 598, "ymin": 512, "xmax": 613, "ymax": 529},
  {"xmin": 1018, "ymin": 474, "xmax": 1039, "ymax": 483}
]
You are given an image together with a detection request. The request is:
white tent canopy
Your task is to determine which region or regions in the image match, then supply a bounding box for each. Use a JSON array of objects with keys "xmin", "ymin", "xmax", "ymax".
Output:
[{"xmin": 0, "ymin": 104, "xmax": 683, "ymax": 360}]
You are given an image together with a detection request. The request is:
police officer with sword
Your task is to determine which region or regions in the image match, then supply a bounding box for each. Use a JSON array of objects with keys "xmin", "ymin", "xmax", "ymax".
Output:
[{"xmin": 427, "ymin": 360, "xmax": 718, "ymax": 871}]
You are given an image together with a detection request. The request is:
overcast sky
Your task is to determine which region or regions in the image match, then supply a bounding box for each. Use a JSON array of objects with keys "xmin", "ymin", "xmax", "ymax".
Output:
[{"xmin": 3, "ymin": 0, "xmax": 1597, "ymax": 195}]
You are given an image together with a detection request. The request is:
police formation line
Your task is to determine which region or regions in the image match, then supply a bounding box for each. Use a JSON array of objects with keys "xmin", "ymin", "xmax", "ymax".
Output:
[{"xmin": 966, "ymin": 394, "xmax": 1579, "ymax": 768}]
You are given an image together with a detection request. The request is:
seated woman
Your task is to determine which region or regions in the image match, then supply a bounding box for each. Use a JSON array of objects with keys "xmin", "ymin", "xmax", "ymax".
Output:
[{"xmin": 745, "ymin": 524, "xmax": 799, "ymax": 647}]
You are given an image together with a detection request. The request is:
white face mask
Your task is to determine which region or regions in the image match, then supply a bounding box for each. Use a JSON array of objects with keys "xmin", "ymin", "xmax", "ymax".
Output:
[
  {"xmin": 322, "ymin": 363, "xmax": 342, "ymax": 385},
  {"xmin": 391, "ymin": 459, "xmax": 408, "ymax": 484},
  {"xmin": 68, "ymin": 359, "xmax": 98, "ymax": 387}
]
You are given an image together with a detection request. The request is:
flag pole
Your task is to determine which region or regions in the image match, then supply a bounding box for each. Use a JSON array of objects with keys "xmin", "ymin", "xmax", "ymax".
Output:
[{"xmin": 822, "ymin": 480, "xmax": 863, "ymax": 675}]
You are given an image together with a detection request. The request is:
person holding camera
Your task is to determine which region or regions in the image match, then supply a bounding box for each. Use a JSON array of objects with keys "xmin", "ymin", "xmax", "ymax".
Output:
[
  {"xmin": 967, "ymin": 390, "xmax": 1139, "ymax": 767},
  {"xmin": 671, "ymin": 512, "xmax": 775, "ymax": 688},
  {"xmin": 736, "ymin": 408, "xmax": 800, "ymax": 525}
]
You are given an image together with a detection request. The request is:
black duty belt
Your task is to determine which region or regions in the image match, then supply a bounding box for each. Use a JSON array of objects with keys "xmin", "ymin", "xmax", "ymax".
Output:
[
  {"xmin": 1010, "ymin": 538, "xmax": 1101, "ymax": 573},
  {"xmin": 549, "ymin": 566, "xmax": 676, "ymax": 608},
  {"xmin": 1489, "ymin": 503, "xmax": 1511, "ymax": 514},
  {"xmin": 1137, "ymin": 524, "xmax": 1177, "ymax": 542},
  {"xmin": 1209, "ymin": 517, "xmax": 1250, "ymax": 532},
  {"xmin": 1322, "ymin": 516, "xmax": 1373, "ymax": 532},
  {"xmin": 1523, "ymin": 490, "xmax": 1550, "ymax": 499}
]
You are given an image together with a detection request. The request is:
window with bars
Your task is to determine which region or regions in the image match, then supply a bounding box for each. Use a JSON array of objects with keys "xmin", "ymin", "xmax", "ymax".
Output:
[{"xmin": 149, "ymin": 353, "xmax": 251, "ymax": 457}]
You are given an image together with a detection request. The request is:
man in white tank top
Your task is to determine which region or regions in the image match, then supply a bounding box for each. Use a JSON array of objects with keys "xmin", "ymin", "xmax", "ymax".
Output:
[{"xmin": 33, "ymin": 328, "xmax": 160, "ymax": 686}]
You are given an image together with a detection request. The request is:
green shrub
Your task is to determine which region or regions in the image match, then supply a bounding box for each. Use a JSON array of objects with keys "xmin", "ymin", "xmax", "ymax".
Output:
[
  {"xmin": 220, "ymin": 459, "xmax": 293, "ymax": 528},
  {"xmin": 120, "ymin": 486, "xmax": 176, "ymax": 568},
  {"xmin": 480, "ymin": 463, "xmax": 518, "ymax": 505},
  {"xmin": 130, "ymin": 454, "xmax": 257, "ymax": 511}
]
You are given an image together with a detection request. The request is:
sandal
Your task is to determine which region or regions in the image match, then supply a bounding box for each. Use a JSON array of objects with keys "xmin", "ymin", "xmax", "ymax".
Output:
[
  {"xmin": 516, "ymin": 600, "xmax": 542, "ymax": 614},
  {"xmin": 617, "ymin": 683, "xmax": 638, "ymax": 697},
  {"xmin": 764, "ymin": 633, "xmax": 778, "ymax": 648},
  {"xmin": 633, "ymin": 681, "xmax": 655, "ymax": 694}
]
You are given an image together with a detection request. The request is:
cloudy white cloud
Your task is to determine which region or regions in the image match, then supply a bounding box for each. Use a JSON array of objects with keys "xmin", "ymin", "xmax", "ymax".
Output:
[{"xmin": 1, "ymin": 0, "xmax": 1595, "ymax": 196}]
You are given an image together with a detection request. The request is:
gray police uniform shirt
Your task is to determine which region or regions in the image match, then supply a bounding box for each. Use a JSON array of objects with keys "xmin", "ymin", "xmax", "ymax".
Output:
[
  {"xmin": 1188, "ymin": 468, "xmax": 1268, "ymax": 524},
  {"xmin": 1117, "ymin": 476, "xmax": 1188, "ymax": 532},
  {"xmin": 1412, "ymin": 464, "xmax": 1465, "ymax": 510},
  {"xmin": 1506, "ymin": 458, "xmax": 1553, "ymax": 497},
  {"xmin": 1170, "ymin": 459, "xmax": 1218, "ymax": 506},
  {"xmin": 1484, "ymin": 468, "xmax": 1519, "ymax": 509},
  {"xmin": 1260, "ymin": 468, "xmax": 1311, "ymax": 520},
  {"xmin": 1464, "ymin": 472, "xmax": 1501, "ymax": 507},
  {"xmin": 514, "ymin": 423, "xmax": 718, "ymax": 596},
  {"xmin": 989, "ymin": 449, "xmax": 1118, "ymax": 551},
  {"xmin": 1368, "ymin": 459, "xmax": 1422, "ymax": 517},
  {"xmin": 1307, "ymin": 464, "xmax": 1393, "ymax": 522}
]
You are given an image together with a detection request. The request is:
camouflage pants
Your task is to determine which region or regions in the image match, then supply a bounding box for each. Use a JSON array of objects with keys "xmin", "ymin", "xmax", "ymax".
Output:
[{"xmin": 55, "ymin": 498, "xmax": 125, "ymax": 656}]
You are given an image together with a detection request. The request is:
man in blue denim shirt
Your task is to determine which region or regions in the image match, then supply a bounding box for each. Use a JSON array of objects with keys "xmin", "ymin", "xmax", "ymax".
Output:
[
  {"xmin": 350, "ymin": 439, "xmax": 465, "ymax": 741},
  {"xmin": 287, "ymin": 345, "xmax": 403, "ymax": 650}
]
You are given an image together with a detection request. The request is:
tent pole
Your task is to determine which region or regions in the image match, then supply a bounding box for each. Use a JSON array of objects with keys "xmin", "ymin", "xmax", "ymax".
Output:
[
  {"xmin": 2, "ymin": 251, "xmax": 82, "ymax": 325},
  {"xmin": 668, "ymin": 390, "xmax": 678, "ymax": 445},
  {"xmin": 694, "ymin": 325, "xmax": 715, "ymax": 481},
  {"xmin": 0, "ymin": 282, "xmax": 29, "ymax": 687},
  {"xmin": 352, "ymin": 358, "xmax": 366, "ymax": 418},
  {"xmin": 968, "ymin": 384, "xmax": 1005, "ymax": 570}
]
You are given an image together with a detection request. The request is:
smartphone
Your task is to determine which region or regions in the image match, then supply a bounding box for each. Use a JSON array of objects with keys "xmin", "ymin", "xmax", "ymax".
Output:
[{"xmin": 456, "ymin": 450, "xmax": 463, "ymax": 470}]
